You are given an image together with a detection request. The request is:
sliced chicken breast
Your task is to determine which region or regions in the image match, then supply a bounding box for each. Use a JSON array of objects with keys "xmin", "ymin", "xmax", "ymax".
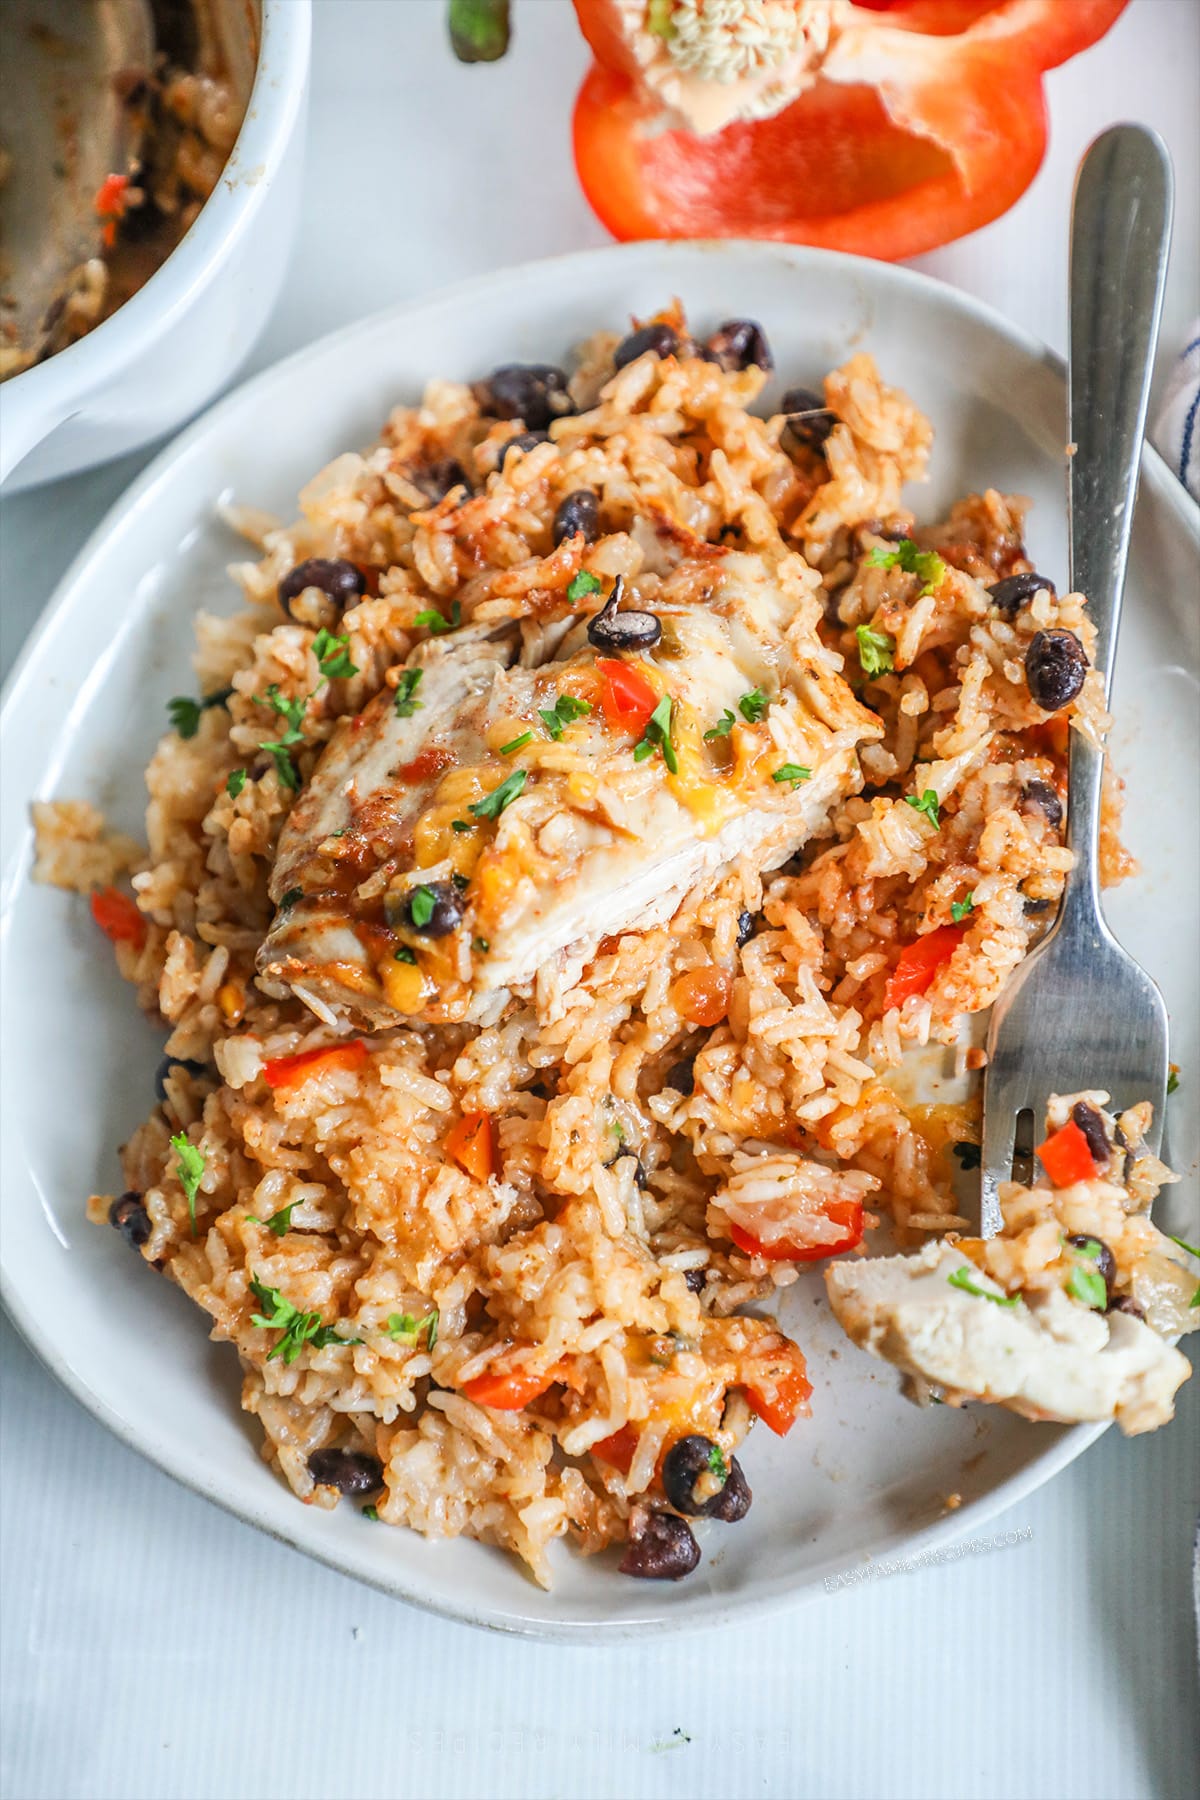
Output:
[
  {"xmin": 825, "ymin": 1243, "xmax": 1191, "ymax": 1436},
  {"xmin": 257, "ymin": 550, "xmax": 881, "ymax": 1028}
]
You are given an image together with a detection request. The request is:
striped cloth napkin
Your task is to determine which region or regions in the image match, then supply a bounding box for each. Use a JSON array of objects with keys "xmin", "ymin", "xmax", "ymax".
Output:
[{"xmin": 1152, "ymin": 320, "xmax": 1200, "ymax": 502}]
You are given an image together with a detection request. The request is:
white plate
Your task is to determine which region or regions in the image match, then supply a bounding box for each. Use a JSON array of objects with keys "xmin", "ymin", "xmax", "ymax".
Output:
[{"xmin": 2, "ymin": 243, "xmax": 1197, "ymax": 1639}]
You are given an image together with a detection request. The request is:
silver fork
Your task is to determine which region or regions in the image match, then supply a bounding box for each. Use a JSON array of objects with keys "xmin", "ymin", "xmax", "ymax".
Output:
[{"xmin": 980, "ymin": 125, "xmax": 1174, "ymax": 1237}]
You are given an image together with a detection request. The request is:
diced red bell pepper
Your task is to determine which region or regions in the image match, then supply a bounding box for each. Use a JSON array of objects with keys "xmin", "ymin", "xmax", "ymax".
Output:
[
  {"xmin": 93, "ymin": 172, "xmax": 130, "ymax": 249},
  {"xmin": 883, "ymin": 923, "xmax": 967, "ymax": 1011},
  {"xmin": 729, "ymin": 1196, "xmax": 864, "ymax": 1264},
  {"xmin": 262, "ymin": 1039, "xmax": 368, "ymax": 1092},
  {"xmin": 591, "ymin": 1423, "xmax": 639, "ymax": 1474},
  {"xmin": 445, "ymin": 1111, "xmax": 496, "ymax": 1182},
  {"xmin": 595, "ymin": 657, "xmax": 658, "ymax": 736},
  {"xmin": 90, "ymin": 886, "xmax": 147, "ymax": 950},
  {"xmin": 461, "ymin": 1367, "xmax": 556, "ymax": 1410},
  {"xmin": 1036, "ymin": 1119, "xmax": 1098, "ymax": 1187},
  {"xmin": 743, "ymin": 1355, "xmax": 814, "ymax": 1438},
  {"xmin": 571, "ymin": 1, "xmax": 1126, "ymax": 261}
]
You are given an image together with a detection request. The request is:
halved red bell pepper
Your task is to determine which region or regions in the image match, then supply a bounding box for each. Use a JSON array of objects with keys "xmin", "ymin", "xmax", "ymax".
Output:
[
  {"xmin": 1036, "ymin": 1119, "xmax": 1098, "ymax": 1187},
  {"xmin": 90, "ymin": 886, "xmax": 147, "ymax": 950},
  {"xmin": 262, "ymin": 1039, "xmax": 368, "ymax": 1092},
  {"xmin": 883, "ymin": 922, "xmax": 966, "ymax": 1011},
  {"xmin": 729, "ymin": 1196, "xmax": 864, "ymax": 1264},
  {"xmin": 571, "ymin": 1, "xmax": 1126, "ymax": 260}
]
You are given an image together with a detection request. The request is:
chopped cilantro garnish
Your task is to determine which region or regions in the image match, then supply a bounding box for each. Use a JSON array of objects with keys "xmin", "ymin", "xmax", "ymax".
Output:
[
  {"xmin": 500, "ymin": 731, "xmax": 532, "ymax": 755},
  {"xmin": 279, "ymin": 889, "xmax": 302, "ymax": 910},
  {"xmin": 263, "ymin": 686, "xmax": 308, "ymax": 734},
  {"xmin": 409, "ymin": 885, "xmax": 436, "ymax": 928},
  {"xmin": 394, "ymin": 667, "xmax": 424, "ymax": 717},
  {"xmin": 258, "ymin": 686, "xmax": 308, "ymax": 790},
  {"xmin": 167, "ymin": 686, "xmax": 234, "ymax": 740},
  {"xmin": 707, "ymin": 1442, "xmax": 728, "ymax": 1481},
  {"xmin": 469, "ymin": 768, "xmax": 527, "ymax": 820},
  {"xmin": 566, "ymin": 570, "xmax": 602, "ymax": 606},
  {"xmin": 738, "ymin": 689, "xmax": 768, "ymax": 723},
  {"xmin": 539, "ymin": 693, "xmax": 591, "ymax": 740},
  {"xmin": 473, "ymin": 937, "xmax": 490, "ymax": 953},
  {"xmin": 1068, "ymin": 1262, "xmax": 1109, "ymax": 1311},
  {"xmin": 413, "ymin": 601, "xmax": 461, "ymax": 634},
  {"xmin": 947, "ymin": 1266, "xmax": 1019, "ymax": 1307},
  {"xmin": 311, "ymin": 628, "xmax": 358, "ymax": 681},
  {"xmin": 867, "ymin": 538, "xmax": 946, "ymax": 595},
  {"xmin": 634, "ymin": 695, "xmax": 678, "ymax": 774},
  {"xmin": 262, "ymin": 744, "xmax": 300, "ymax": 790},
  {"xmin": 226, "ymin": 768, "xmax": 246, "ymax": 799},
  {"xmin": 905, "ymin": 789, "xmax": 941, "ymax": 829},
  {"xmin": 170, "ymin": 1132, "xmax": 205, "ymax": 1235},
  {"xmin": 772, "ymin": 763, "xmax": 811, "ymax": 788},
  {"xmin": 247, "ymin": 1202, "xmax": 297, "ymax": 1238},
  {"xmin": 1166, "ymin": 1066, "xmax": 1179, "ymax": 1096},
  {"xmin": 951, "ymin": 1141, "xmax": 981, "ymax": 1170},
  {"xmin": 451, "ymin": 872, "xmax": 470, "ymax": 891},
  {"xmin": 248, "ymin": 1275, "xmax": 362, "ymax": 1363},
  {"xmin": 703, "ymin": 711, "xmax": 736, "ymax": 742},
  {"xmin": 394, "ymin": 944, "xmax": 417, "ymax": 964},
  {"xmin": 1166, "ymin": 1233, "xmax": 1200, "ymax": 1260},
  {"xmin": 451, "ymin": 819, "xmax": 474, "ymax": 833},
  {"xmin": 385, "ymin": 1309, "xmax": 438, "ymax": 1348},
  {"xmin": 951, "ymin": 893, "xmax": 975, "ymax": 923},
  {"xmin": 362, "ymin": 1504, "xmax": 380, "ymax": 1520},
  {"xmin": 855, "ymin": 624, "xmax": 895, "ymax": 677}
]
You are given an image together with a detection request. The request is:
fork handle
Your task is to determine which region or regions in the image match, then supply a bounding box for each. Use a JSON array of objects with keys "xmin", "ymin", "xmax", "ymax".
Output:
[{"xmin": 1064, "ymin": 126, "xmax": 1172, "ymax": 918}]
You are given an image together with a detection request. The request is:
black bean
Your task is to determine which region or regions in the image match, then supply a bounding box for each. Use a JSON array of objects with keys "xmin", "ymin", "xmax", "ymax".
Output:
[
  {"xmin": 396, "ymin": 880, "xmax": 464, "ymax": 938},
  {"xmin": 614, "ymin": 323, "xmax": 679, "ymax": 369},
  {"xmin": 1071, "ymin": 1101, "xmax": 1111, "ymax": 1167},
  {"xmin": 779, "ymin": 386, "xmax": 836, "ymax": 453},
  {"xmin": 586, "ymin": 575, "xmax": 662, "ymax": 652},
  {"xmin": 552, "ymin": 489, "xmax": 600, "ymax": 547},
  {"xmin": 415, "ymin": 458, "xmax": 471, "ymax": 502},
  {"xmin": 277, "ymin": 558, "xmax": 366, "ymax": 620},
  {"xmin": 736, "ymin": 910, "xmax": 757, "ymax": 948},
  {"xmin": 479, "ymin": 364, "xmax": 575, "ymax": 431},
  {"xmin": 707, "ymin": 1457, "xmax": 752, "ymax": 1523},
  {"xmin": 1106, "ymin": 1293, "xmax": 1146, "ymax": 1321},
  {"xmin": 617, "ymin": 1152, "xmax": 650, "ymax": 1190},
  {"xmin": 1020, "ymin": 778, "xmax": 1064, "ymax": 830},
  {"xmin": 1066, "ymin": 1233, "xmax": 1117, "ymax": 1296},
  {"xmin": 307, "ymin": 1449, "xmax": 384, "ymax": 1497},
  {"xmin": 989, "ymin": 571, "xmax": 1056, "ymax": 615},
  {"xmin": 109, "ymin": 1192, "xmax": 151, "ymax": 1249},
  {"xmin": 154, "ymin": 1055, "xmax": 209, "ymax": 1104},
  {"xmin": 618, "ymin": 1506, "xmax": 700, "ymax": 1579},
  {"xmin": 662, "ymin": 1434, "xmax": 742, "ymax": 1517},
  {"xmin": 684, "ymin": 1268, "xmax": 707, "ymax": 1295},
  {"xmin": 498, "ymin": 430, "xmax": 550, "ymax": 465},
  {"xmin": 665, "ymin": 1057, "xmax": 695, "ymax": 1096},
  {"xmin": 706, "ymin": 319, "xmax": 773, "ymax": 372},
  {"xmin": 1023, "ymin": 896, "xmax": 1053, "ymax": 915},
  {"xmin": 1025, "ymin": 629, "xmax": 1088, "ymax": 711},
  {"xmin": 781, "ymin": 386, "xmax": 824, "ymax": 413}
]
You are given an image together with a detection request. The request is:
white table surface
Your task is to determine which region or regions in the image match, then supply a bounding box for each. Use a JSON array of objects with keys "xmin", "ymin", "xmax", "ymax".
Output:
[{"xmin": 2, "ymin": 5, "xmax": 1198, "ymax": 1798}]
